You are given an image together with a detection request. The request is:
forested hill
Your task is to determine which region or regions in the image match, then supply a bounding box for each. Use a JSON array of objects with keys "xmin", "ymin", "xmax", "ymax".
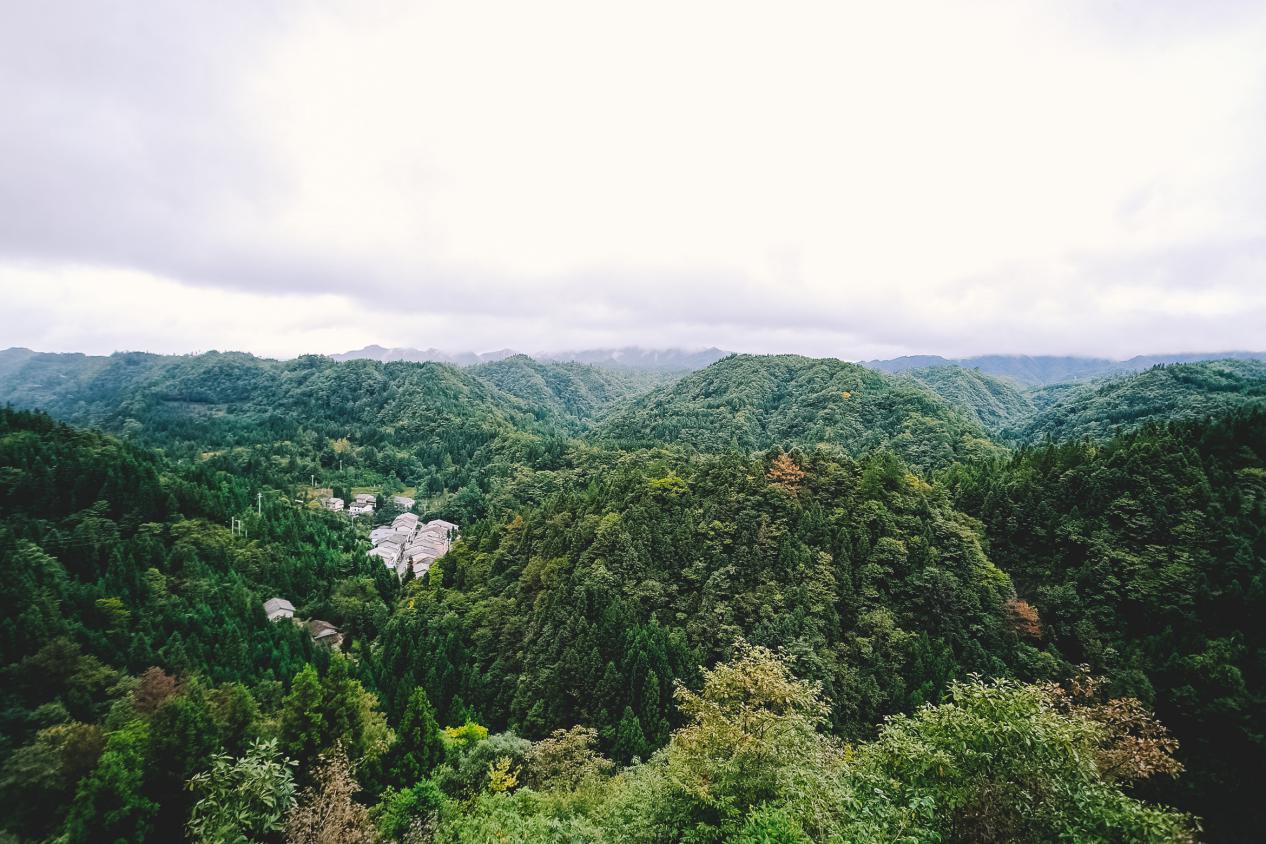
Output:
[
  {"xmin": 467, "ymin": 355, "xmax": 672, "ymax": 422},
  {"xmin": 0, "ymin": 408, "xmax": 393, "ymax": 841},
  {"xmin": 896, "ymin": 365, "xmax": 1035, "ymax": 432},
  {"xmin": 0, "ymin": 349, "xmax": 658, "ymax": 512},
  {"xmin": 1011, "ymin": 359, "xmax": 1266, "ymax": 443},
  {"xmin": 375, "ymin": 444, "xmax": 1033, "ymax": 737},
  {"xmin": 868, "ymin": 351, "xmax": 1266, "ymax": 386},
  {"xmin": 947, "ymin": 409, "xmax": 1266, "ymax": 840},
  {"xmin": 594, "ymin": 354, "xmax": 1000, "ymax": 470}
]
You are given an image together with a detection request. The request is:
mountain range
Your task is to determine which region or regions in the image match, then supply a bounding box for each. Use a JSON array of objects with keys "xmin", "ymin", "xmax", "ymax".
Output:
[
  {"xmin": 331, "ymin": 345, "xmax": 731, "ymax": 372},
  {"xmin": 331, "ymin": 344, "xmax": 1266, "ymax": 384}
]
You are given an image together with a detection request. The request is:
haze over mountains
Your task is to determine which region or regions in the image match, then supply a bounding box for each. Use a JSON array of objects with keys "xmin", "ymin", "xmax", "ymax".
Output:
[
  {"xmin": 332, "ymin": 345, "xmax": 731, "ymax": 372},
  {"xmin": 331, "ymin": 344, "xmax": 1266, "ymax": 385}
]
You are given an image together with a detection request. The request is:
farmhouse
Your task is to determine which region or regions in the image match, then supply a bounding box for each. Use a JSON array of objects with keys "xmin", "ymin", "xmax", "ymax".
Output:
[
  {"xmin": 306, "ymin": 619, "xmax": 343, "ymax": 648},
  {"xmin": 264, "ymin": 597, "xmax": 295, "ymax": 622}
]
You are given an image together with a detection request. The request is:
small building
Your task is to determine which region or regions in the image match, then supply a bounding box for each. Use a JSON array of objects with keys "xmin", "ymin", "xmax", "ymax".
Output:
[
  {"xmin": 306, "ymin": 619, "xmax": 343, "ymax": 648},
  {"xmin": 392, "ymin": 513, "xmax": 419, "ymax": 531},
  {"xmin": 412, "ymin": 555, "xmax": 436, "ymax": 579},
  {"xmin": 323, "ymin": 497, "xmax": 345, "ymax": 512},
  {"xmin": 368, "ymin": 546, "xmax": 400, "ymax": 566},
  {"xmin": 354, "ymin": 493, "xmax": 377, "ymax": 505},
  {"xmin": 348, "ymin": 503, "xmax": 374, "ymax": 517},
  {"xmin": 427, "ymin": 519, "xmax": 459, "ymax": 535},
  {"xmin": 393, "ymin": 495, "xmax": 416, "ymax": 510},
  {"xmin": 369, "ymin": 526, "xmax": 397, "ymax": 545},
  {"xmin": 264, "ymin": 597, "xmax": 295, "ymax": 622}
]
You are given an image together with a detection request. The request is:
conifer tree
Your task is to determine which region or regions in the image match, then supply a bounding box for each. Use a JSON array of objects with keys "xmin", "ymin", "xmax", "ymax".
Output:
[
  {"xmin": 391, "ymin": 687, "xmax": 445, "ymax": 783},
  {"xmin": 612, "ymin": 706, "xmax": 649, "ymax": 764}
]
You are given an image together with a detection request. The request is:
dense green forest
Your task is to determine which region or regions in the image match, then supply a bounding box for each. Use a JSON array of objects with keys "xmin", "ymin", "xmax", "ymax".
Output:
[
  {"xmin": 595, "ymin": 355, "xmax": 1003, "ymax": 470},
  {"xmin": 946, "ymin": 411, "xmax": 1266, "ymax": 840},
  {"xmin": 896, "ymin": 366, "xmax": 1035, "ymax": 432},
  {"xmin": 0, "ymin": 348, "xmax": 658, "ymax": 523},
  {"xmin": 1011, "ymin": 359, "xmax": 1266, "ymax": 443},
  {"xmin": 2, "ymin": 349, "xmax": 1265, "ymax": 842}
]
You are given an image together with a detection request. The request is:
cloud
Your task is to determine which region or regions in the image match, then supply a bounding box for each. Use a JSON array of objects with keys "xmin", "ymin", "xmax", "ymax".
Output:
[{"xmin": 1, "ymin": 1, "xmax": 1265, "ymax": 358}]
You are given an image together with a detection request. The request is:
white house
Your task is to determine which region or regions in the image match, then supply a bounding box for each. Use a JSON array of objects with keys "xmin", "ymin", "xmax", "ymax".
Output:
[
  {"xmin": 349, "ymin": 503, "xmax": 374, "ymax": 517},
  {"xmin": 354, "ymin": 493, "xmax": 377, "ymax": 505},
  {"xmin": 412, "ymin": 555, "xmax": 436, "ymax": 578},
  {"xmin": 323, "ymin": 497, "xmax": 345, "ymax": 512},
  {"xmin": 264, "ymin": 597, "xmax": 295, "ymax": 622},
  {"xmin": 368, "ymin": 546, "xmax": 399, "ymax": 567},
  {"xmin": 392, "ymin": 513, "xmax": 419, "ymax": 531}
]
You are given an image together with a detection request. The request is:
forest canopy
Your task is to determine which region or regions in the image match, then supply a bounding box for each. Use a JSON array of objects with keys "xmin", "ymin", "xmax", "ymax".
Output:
[{"xmin": 2, "ymin": 351, "xmax": 1264, "ymax": 841}]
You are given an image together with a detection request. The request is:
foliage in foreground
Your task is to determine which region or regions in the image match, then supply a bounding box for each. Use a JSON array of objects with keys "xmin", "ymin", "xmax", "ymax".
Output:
[{"xmin": 427, "ymin": 644, "xmax": 1196, "ymax": 843}]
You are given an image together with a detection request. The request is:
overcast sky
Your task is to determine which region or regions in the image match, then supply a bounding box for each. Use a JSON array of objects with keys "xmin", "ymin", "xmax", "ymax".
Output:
[{"xmin": 1, "ymin": 1, "xmax": 1264, "ymax": 360}]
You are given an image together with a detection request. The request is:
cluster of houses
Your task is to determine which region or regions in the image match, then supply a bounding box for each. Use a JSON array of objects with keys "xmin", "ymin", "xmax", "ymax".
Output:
[
  {"xmin": 321, "ymin": 493, "xmax": 417, "ymax": 519},
  {"xmin": 367, "ymin": 512, "xmax": 459, "ymax": 581},
  {"xmin": 263, "ymin": 597, "xmax": 343, "ymax": 648}
]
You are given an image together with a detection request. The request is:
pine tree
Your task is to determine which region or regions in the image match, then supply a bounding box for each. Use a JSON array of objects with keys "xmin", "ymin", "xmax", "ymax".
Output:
[
  {"xmin": 391, "ymin": 687, "xmax": 444, "ymax": 783},
  {"xmin": 280, "ymin": 664, "xmax": 325, "ymax": 764},
  {"xmin": 612, "ymin": 706, "xmax": 648, "ymax": 764}
]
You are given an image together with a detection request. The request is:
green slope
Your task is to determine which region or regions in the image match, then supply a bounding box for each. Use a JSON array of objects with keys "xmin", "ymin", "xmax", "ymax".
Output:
[
  {"xmin": 468, "ymin": 354, "xmax": 672, "ymax": 424},
  {"xmin": 1011, "ymin": 359, "xmax": 1266, "ymax": 443},
  {"xmin": 949, "ymin": 409, "xmax": 1266, "ymax": 840},
  {"xmin": 897, "ymin": 365, "xmax": 1035, "ymax": 432},
  {"xmin": 0, "ymin": 350, "xmax": 589, "ymax": 515},
  {"xmin": 594, "ymin": 354, "xmax": 1001, "ymax": 470}
]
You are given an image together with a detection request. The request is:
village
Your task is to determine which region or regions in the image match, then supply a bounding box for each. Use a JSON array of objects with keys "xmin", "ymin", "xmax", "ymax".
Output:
[{"xmin": 265, "ymin": 492, "xmax": 458, "ymax": 647}]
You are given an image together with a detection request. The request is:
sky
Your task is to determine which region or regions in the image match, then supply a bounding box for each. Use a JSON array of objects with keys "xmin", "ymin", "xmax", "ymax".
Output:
[{"xmin": 1, "ymin": 0, "xmax": 1264, "ymax": 361}]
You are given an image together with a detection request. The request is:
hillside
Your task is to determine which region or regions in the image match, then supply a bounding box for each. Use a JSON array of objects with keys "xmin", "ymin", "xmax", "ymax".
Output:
[
  {"xmin": 897, "ymin": 365, "xmax": 1035, "ymax": 432},
  {"xmin": 0, "ymin": 349, "xmax": 589, "ymax": 515},
  {"xmin": 375, "ymin": 446, "xmax": 1027, "ymax": 741},
  {"xmin": 949, "ymin": 409, "xmax": 1266, "ymax": 839},
  {"xmin": 1011, "ymin": 359, "xmax": 1266, "ymax": 443},
  {"xmin": 867, "ymin": 350, "xmax": 1266, "ymax": 386},
  {"xmin": 468, "ymin": 355, "xmax": 672, "ymax": 422},
  {"xmin": 0, "ymin": 408, "xmax": 390, "ymax": 841},
  {"xmin": 595, "ymin": 354, "xmax": 1000, "ymax": 470}
]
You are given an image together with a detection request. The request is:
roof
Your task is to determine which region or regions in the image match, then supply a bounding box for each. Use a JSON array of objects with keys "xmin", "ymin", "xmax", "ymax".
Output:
[
  {"xmin": 427, "ymin": 519, "xmax": 459, "ymax": 532},
  {"xmin": 306, "ymin": 619, "xmax": 340, "ymax": 639},
  {"xmin": 264, "ymin": 597, "xmax": 295, "ymax": 614}
]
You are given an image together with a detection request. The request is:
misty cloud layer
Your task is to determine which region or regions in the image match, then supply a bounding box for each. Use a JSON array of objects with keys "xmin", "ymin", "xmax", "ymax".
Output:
[{"xmin": 2, "ymin": 0, "xmax": 1264, "ymax": 359}]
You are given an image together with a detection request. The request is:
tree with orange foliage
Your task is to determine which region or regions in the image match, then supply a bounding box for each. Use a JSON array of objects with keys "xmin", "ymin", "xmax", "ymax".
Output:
[
  {"xmin": 766, "ymin": 452, "xmax": 805, "ymax": 494},
  {"xmin": 1005, "ymin": 598, "xmax": 1042, "ymax": 641}
]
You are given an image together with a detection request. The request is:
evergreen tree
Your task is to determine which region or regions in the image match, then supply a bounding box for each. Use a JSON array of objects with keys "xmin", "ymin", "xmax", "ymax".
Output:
[
  {"xmin": 280, "ymin": 664, "xmax": 325, "ymax": 764},
  {"xmin": 612, "ymin": 706, "xmax": 649, "ymax": 764},
  {"xmin": 63, "ymin": 720, "xmax": 157, "ymax": 844},
  {"xmin": 391, "ymin": 687, "xmax": 445, "ymax": 783}
]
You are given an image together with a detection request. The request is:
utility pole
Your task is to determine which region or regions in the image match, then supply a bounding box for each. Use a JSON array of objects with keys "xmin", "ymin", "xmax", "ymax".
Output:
[{"xmin": 257, "ymin": 492, "xmax": 262, "ymax": 517}]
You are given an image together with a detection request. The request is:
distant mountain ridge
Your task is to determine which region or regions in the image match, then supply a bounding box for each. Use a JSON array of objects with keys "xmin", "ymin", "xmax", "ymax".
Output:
[
  {"xmin": 331, "ymin": 345, "xmax": 731, "ymax": 372},
  {"xmin": 328, "ymin": 345, "xmax": 518, "ymax": 365},
  {"xmin": 864, "ymin": 351, "xmax": 1266, "ymax": 386}
]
